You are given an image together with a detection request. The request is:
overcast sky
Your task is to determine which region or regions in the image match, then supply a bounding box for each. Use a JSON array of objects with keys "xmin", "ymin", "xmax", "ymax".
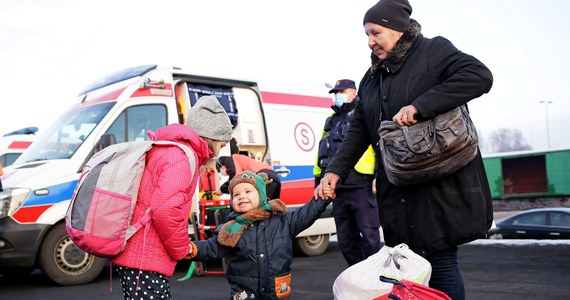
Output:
[{"xmin": 1, "ymin": 0, "xmax": 568, "ymax": 153}]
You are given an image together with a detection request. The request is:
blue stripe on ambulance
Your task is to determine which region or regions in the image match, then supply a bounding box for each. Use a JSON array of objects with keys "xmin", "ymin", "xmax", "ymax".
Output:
[
  {"xmin": 23, "ymin": 180, "xmax": 79, "ymax": 206},
  {"xmin": 273, "ymin": 165, "xmax": 313, "ymax": 182}
]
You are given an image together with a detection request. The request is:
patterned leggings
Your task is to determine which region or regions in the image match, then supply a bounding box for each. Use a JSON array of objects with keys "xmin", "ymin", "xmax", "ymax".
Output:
[{"xmin": 115, "ymin": 265, "xmax": 171, "ymax": 300}]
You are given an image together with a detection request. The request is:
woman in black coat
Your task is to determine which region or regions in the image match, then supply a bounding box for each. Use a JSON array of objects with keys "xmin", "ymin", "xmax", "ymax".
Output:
[{"xmin": 315, "ymin": 1, "xmax": 493, "ymax": 299}]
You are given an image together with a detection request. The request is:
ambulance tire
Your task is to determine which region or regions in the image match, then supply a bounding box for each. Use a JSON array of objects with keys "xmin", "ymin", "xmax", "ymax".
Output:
[
  {"xmin": 38, "ymin": 222, "xmax": 106, "ymax": 286},
  {"xmin": 293, "ymin": 234, "xmax": 329, "ymax": 257}
]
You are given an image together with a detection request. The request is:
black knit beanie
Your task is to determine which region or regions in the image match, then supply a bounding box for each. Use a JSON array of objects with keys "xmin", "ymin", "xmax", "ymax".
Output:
[{"xmin": 363, "ymin": 0, "xmax": 413, "ymax": 32}]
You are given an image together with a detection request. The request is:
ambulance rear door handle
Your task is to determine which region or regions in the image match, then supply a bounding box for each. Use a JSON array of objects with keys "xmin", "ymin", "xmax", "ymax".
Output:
[{"xmin": 275, "ymin": 166, "xmax": 291, "ymax": 178}]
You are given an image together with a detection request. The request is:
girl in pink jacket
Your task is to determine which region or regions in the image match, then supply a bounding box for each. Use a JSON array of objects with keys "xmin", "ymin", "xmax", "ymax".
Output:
[{"xmin": 112, "ymin": 95, "xmax": 233, "ymax": 300}]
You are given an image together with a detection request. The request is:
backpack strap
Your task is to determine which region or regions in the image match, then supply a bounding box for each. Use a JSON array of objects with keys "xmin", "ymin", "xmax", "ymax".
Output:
[
  {"xmin": 153, "ymin": 140, "xmax": 197, "ymax": 173},
  {"xmin": 125, "ymin": 141, "xmax": 197, "ymax": 240}
]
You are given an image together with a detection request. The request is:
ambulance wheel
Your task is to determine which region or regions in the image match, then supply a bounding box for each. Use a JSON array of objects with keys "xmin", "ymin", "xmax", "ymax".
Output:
[
  {"xmin": 38, "ymin": 222, "xmax": 106, "ymax": 286},
  {"xmin": 293, "ymin": 234, "xmax": 329, "ymax": 257}
]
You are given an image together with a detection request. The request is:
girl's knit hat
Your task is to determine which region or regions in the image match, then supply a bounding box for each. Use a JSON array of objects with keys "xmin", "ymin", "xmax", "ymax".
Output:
[{"xmin": 187, "ymin": 95, "xmax": 232, "ymax": 142}]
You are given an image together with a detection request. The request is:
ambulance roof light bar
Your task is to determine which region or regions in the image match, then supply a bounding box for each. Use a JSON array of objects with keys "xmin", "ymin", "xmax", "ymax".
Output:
[
  {"xmin": 140, "ymin": 77, "xmax": 165, "ymax": 89},
  {"xmin": 4, "ymin": 127, "xmax": 38, "ymax": 137},
  {"xmin": 79, "ymin": 65, "xmax": 158, "ymax": 96}
]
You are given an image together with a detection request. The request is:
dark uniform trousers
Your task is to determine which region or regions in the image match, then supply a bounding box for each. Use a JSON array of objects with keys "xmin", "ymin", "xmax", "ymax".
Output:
[{"xmin": 332, "ymin": 187, "xmax": 382, "ymax": 266}]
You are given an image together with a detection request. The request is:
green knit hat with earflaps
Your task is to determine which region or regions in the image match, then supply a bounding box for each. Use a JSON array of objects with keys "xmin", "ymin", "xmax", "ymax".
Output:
[
  {"xmin": 228, "ymin": 170, "xmax": 269, "ymax": 208},
  {"xmin": 218, "ymin": 171, "xmax": 286, "ymax": 247}
]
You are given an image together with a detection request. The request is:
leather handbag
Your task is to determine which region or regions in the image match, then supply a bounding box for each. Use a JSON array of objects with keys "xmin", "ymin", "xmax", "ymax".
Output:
[{"xmin": 377, "ymin": 105, "xmax": 478, "ymax": 186}]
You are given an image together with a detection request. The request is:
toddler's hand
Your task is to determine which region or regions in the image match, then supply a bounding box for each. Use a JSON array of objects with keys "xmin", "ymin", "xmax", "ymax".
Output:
[
  {"xmin": 184, "ymin": 241, "xmax": 198, "ymax": 260},
  {"xmin": 323, "ymin": 186, "xmax": 336, "ymax": 199}
]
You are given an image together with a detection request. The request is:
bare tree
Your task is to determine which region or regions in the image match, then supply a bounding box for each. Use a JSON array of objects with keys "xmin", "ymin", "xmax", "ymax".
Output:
[{"xmin": 488, "ymin": 128, "xmax": 532, "ymax": 153}]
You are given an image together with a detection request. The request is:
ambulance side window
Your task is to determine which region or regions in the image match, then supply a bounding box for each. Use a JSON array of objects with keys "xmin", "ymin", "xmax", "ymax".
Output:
[
  {"xmin": 106, "ymin": 113, "xmax": 126, "ymax": 143},
  {"xmin": 0, "ymin": 153, "xmax": 22, "ymax": 167},
  {"xmin": 104, "ymin": 105, "xmax": 167, "ymax": 144}
]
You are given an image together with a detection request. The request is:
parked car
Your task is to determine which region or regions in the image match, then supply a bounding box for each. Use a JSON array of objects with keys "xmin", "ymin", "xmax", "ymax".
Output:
[{"xmin": 487, "ymin": 207, "xmax": 570, "ymax": 239}]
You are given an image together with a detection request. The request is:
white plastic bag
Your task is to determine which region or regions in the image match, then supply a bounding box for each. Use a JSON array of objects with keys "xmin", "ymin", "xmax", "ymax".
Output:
[{"xmin": 333, "ymin": 243, "xmax": 432, "ymax": 300}]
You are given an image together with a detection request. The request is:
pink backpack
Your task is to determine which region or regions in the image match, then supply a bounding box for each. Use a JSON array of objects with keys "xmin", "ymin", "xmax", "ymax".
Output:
[{"xmin": 65, "ymin": 140, "xmax": 196, "ymax": 258}]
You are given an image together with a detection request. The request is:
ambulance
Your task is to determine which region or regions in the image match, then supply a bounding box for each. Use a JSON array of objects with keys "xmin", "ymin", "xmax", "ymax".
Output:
[
  {"xmin": 0, "ymin": 127, "xmax": 37, "ymax": 167},
  {"xmin": 0, "ymin": 65, "xmax": 335, "ymax": 285}
]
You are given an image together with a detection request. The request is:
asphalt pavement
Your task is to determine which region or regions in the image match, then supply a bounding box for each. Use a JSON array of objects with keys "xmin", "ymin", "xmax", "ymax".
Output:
[{"xmin": 1, "ymin": 240, "xmax": 569, "ymax": 299}]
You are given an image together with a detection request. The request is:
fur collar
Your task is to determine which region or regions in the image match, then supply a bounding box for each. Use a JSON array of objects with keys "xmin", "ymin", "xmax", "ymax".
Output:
[
  {"xmin": 217, "ymin": 199, "xmax": 287, "ymax": 247},
  {"xmin": 371, "ymin": 19, "xmax": 422, "ymax": 74}
]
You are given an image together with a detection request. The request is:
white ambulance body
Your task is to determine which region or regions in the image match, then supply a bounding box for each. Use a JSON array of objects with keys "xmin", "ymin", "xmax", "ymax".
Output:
[
  {"xmin": 0, "ymin": 65, "xmax": 334, "ymax": 285},
  {"xmin": 0, "ymin": 127, "xmax": 37, "ymax": 167}
]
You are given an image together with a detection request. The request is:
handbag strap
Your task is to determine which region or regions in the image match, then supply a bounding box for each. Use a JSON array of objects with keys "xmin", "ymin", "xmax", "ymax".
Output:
[
  {"xmin": 459, "ymin": 105, "xmax": 476, "ymax": 135},
  {"xmin": 401, "ymin": 105, "xmax": 473, "ymax": 155},
  {"xmin": 401, "ymin": 118, "xmax": 437, "ymax": 155}
]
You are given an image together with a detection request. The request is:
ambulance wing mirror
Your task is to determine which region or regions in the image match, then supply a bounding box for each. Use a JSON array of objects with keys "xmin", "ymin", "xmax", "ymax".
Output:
[{"xmin": 95, "ymin": 133, "xmax": 116, "ymax": 152}]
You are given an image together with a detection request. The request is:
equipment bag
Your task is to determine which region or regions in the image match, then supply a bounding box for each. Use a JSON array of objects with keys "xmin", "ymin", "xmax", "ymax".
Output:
[{"xmin": 65, "ymin": 140, "xmax": 196, "ymax": 258}]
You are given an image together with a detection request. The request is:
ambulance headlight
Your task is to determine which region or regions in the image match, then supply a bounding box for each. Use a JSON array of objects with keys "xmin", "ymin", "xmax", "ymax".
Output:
[{"xmin": 0, "ymin": 188, "xmax": 31, "ymax": 219}]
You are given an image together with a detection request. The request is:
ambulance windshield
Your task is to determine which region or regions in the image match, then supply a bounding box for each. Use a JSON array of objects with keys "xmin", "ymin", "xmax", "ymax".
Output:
[{"xmin": 17, "ymin": 102, "xmax": 115, "ymax": 163}]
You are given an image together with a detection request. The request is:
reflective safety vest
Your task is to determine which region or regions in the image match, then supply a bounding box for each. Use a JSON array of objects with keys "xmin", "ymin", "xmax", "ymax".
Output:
[{"xmin": 313, "ymin": 101, "xmax": 375, "ymax": 177}]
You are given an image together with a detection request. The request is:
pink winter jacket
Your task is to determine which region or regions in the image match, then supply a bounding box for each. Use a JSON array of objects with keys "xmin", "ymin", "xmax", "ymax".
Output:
[{"xmin": 112, "ymin": 124, "xmax": 211, "ymax": 276}]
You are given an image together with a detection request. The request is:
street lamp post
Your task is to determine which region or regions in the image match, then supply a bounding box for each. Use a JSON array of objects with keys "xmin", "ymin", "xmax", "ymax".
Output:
[{"xmin": 539, "ymin": 100, "xmax": 553, "ymax": 148}]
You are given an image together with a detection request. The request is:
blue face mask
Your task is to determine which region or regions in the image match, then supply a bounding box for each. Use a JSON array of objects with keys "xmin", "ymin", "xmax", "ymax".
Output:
[{"xmin": 333, "ymin": 93, "xmax": 349, "ymax": 107}]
